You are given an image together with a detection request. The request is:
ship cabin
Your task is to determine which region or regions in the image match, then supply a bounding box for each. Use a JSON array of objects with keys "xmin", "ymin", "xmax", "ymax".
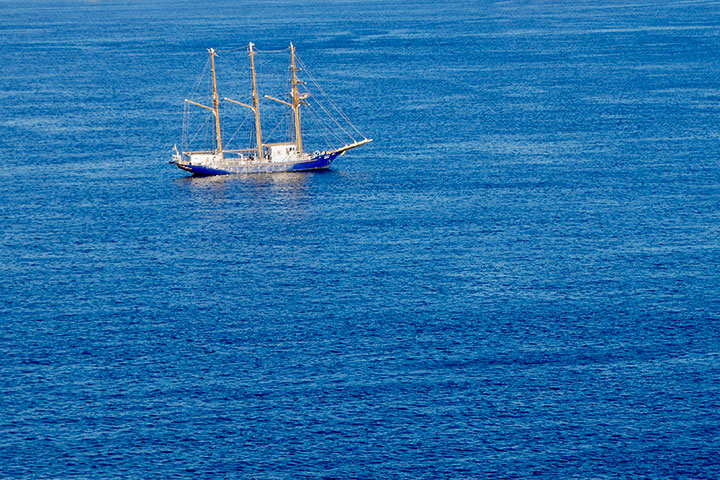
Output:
[{"xmin": 266, "ymin": 142, "xmax": 300, "ymax": 163}]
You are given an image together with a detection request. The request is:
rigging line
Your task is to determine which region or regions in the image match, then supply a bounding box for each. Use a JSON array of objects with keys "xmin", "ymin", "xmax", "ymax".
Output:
[
  {"xmin": 314, "ymin": 108, "xmax": 346, "ymax": 146},
  {"xmin": 308, "ymin": 108, "xmax": 336, "ymax": 149},
  {"xmin": 306, "ymin": 104, "xmax": 343, "ymax": 146},
  {"xmin": 262, "ymin": 103, "xmax": 293, "ymax": 144},
  {"xmin": 215, "ymin": 47, "xmax": 244, "ymax": 53},
  {"xmin": 272, "ymin": 107, "xmax": 290, "ymax": 142},
  {"xmin": 294, "ymin": 57, "xmax": 358, "ymax": 141},
  {"xmin": 188, "ymin": 113, "xmax": 212, "ymax": 146},
  {"xmin": 296, "ymin": 55, "xmax": 366, "ymax": 138},
  {"xmin": 216, "ymin": 46, "xmax": 290, "ymax": 54},
  {"xmin": 255, "ymin": 47, "xmax": 291, "ymax": 54},
  {"xmin": 312, "ymin": 76, "xmax": 364, "ymax": 139},
  {"xmin": 264, "ymin": 118, "xmax": 283, "ymax": 144},
  {"xmin": 246, "ymin": 125, "xmax": 255, "ymax": 150},
  {"xmin": 190, "ymin": 57, "xmax": 211, "ymax": 100},
  {"xmin": 182, "ymin": 101, "xmax": 188, "ymax": 152},
  {"xmin": 224, "ymin": 110, "xmax": 252, "ymax": 148},
  {"xmin": 309, "ymin": 72, "xmax": 365, "ymax": 138},
  {"xmin": 207, "ymin": 110, "xmax": 213, "ymax": 150},
  {"xmin": 309, "ymin": 95, "xmax": 357, "ymax": 143},
  {"xmin": 228, "ymin": 68, "xmax": 250, "ymax": 99},
  {"xmin": 306, "ymin": 101, "xmax": 342, "ymax": 143},
  {"xmin": 304, "ymin": 106, "xmax": 330, "ymax": 148}
]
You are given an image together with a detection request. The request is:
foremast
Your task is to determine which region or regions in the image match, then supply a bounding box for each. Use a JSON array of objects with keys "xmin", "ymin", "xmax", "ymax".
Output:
[
  {"xmin": 185, "ymin": 48, "xmax": 224, "ymax": 156},
  {"xmin": 290, "ymin": 43, "xmax": 307, "ymax": 154}
]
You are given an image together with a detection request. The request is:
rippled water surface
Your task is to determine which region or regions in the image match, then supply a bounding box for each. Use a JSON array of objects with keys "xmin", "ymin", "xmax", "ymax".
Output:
[{"xmin": 1, "ymin": 0, "xmax": 719, "ymax": 478}]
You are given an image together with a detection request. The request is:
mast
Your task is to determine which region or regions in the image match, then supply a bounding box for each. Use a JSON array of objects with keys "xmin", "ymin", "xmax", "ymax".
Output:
[
  {"xmin": 209, "ymin": 48, "xmax": 223, "ymax": 155},
  {"xmin": 290, "ymin": 43, "xmax": 304, "ymax": 154},
  {"xmin": 249, "ymin": 42, "xmax": 263, "ymax": 159},
  {"xmin": 264, "ymin": 44, "xmax": 310, "ymax": 153}
]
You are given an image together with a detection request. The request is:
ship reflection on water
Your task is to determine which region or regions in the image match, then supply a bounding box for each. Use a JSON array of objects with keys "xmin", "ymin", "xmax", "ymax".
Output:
[{"xmin": 174, "ymin": 169, "xmax": 334, "ymax": 206}]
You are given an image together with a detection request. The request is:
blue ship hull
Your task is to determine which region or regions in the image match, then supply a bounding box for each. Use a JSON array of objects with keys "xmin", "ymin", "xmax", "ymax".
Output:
[{"xmin": 175, "ymin": 152, "xmax": 340, "ymax": 176}]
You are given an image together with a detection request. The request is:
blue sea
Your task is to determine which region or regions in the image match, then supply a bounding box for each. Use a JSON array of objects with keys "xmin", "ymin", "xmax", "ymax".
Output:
[{"xmin": 1, "ymin": 0, "xmax": 719, "ymax": 478}]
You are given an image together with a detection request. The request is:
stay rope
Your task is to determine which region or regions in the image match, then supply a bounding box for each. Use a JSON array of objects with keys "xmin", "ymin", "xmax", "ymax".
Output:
[
  {"xmin": 224, "ymin": 110, "xmax": 252, "ymax": 150},
  {"xmin": 182, "ymin": 57, "xmax": 212, "ymax": 152},
  {"xmin": 296, "ymin": 55, "xmax": 367, "ymax": 139},
  {"xmin": 216, "ymin": 46, "xmax": 290, "ymax": 54},
  {"xmin": 305, "ymin": 107, "xmax": 335, "ymax": 149}
]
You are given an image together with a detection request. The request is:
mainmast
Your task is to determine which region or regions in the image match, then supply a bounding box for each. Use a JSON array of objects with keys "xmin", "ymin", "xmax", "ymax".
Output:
[
  {"xmin": 223, "ymin": 43, "xmax": 265, "ymax": 159},
  {"xmin": 249, "ymin": 43, "xmax": 263, "ymax": 159}
]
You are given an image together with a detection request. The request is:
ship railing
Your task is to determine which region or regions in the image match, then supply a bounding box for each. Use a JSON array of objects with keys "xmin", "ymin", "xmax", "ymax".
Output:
[{"xmin": 182, "ymin": 148, "xmax": 256, "ymax": 154}]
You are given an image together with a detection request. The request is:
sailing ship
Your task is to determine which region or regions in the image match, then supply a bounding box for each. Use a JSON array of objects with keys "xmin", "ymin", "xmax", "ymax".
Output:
[{"xmin": 171, "ymin": 43, "xmax": 371, "ymax": 176}]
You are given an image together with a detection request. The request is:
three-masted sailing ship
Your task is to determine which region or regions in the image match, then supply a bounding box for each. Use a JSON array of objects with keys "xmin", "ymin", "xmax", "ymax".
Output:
[{"xmin": 171, "ymin": 43, "xmax": 371, "ymax": 176}]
